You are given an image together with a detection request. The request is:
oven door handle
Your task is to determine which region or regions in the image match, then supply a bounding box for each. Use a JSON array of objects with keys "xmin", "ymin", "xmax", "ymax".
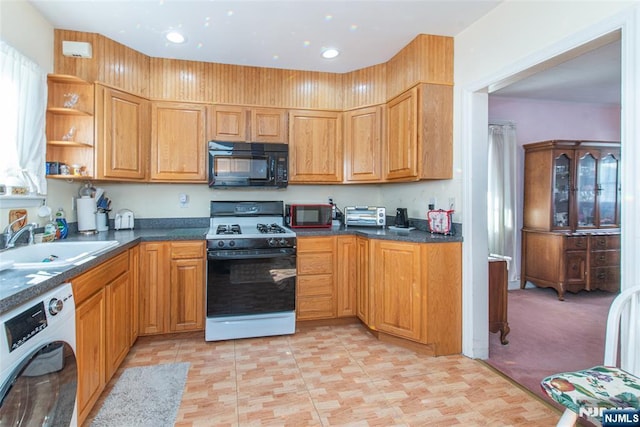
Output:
[{"xmin": 207, "ymin": 250, "xmax": 296, "ymax": 260}]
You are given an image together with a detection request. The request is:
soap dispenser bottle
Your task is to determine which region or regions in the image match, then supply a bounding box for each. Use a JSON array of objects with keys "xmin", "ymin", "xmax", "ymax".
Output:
[{"xmin": 55, "ymin": 208, "xmax": 68, "ymax": 239}]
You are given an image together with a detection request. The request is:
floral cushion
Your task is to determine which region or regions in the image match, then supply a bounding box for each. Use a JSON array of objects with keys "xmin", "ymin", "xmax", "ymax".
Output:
[{"xmin": 541, "ymin": 366, "xmax": 640, "ymax": 425}]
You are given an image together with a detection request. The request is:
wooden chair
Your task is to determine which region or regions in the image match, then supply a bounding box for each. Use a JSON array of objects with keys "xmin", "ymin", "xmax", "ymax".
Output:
[{"xmin": 540, "ymin": 285, "xmax": 640, "ymax": 426}]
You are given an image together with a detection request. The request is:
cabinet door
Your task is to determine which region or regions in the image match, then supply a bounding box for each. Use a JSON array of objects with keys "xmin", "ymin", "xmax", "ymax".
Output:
[
  {"xmin": 251, "ymin": 108, "xmax": 288, "ymax": 143},
  {"xmin": 597, "ymin": 150, "xmax": 621, "ymax": 228},
  {"xmin": 95, "ymin": 85, "xmax": 149, "ymax": 180},
  {"xmin": 211, "ymin": 105, "xmax": 247, "ymax": 141},
  {"xmin": 129, "ymin": 245, "xmax": 139, "ymax": 345},
  {"xmin": 76, "ymin": 289, "xmax": 105, "ymax": 424},
  {"xmin": 575, "ymin": 150, "xmax": 598, "ymax": 229},
  {"xmin": 151, "ymin": 102, "xmax": 207, "ymax": 181},
  {"xmin": 564, "ymin": 250, "xmax": 587, "ymax": 286},
  {"xmin": 552, "ymin": 151, "xmax": 573, "ymax": 230},
  {"xmin": 344, "ymin": 106, "xmax": 382, "ymax": 182},
  {"xmin": 373, "ymin": 240, "xmax": 423, "ymax": 341},
  {"xmin": 139, "ymin": 242, "xmax": 169, "ymax": 335},
  {"xmin": 385, "ymin": 87, "xmax": 418, "ymax": 180},
  {"xmin": 170, "ymin": 257, "xmax": 205, "ymax": 332},
  {"xmin": 105, "ymin": 272, "xmax": 130, "ymax": 381},
  {"xmin": 288, "ymin": 110, "xmax": 343, "ymax": 183},
  {"xmin": 336, "ymin": 236, "xmax": 357, "ymax": 317},
  {"xmin": 355, "ymin": 237, "xmax": 371, "ymax": 325}
]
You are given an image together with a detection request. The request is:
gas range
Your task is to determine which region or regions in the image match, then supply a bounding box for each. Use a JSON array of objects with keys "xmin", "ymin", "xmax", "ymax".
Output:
[{"xmin": 206, "ymin": 201, "xmax": 296, "ymax": 254}]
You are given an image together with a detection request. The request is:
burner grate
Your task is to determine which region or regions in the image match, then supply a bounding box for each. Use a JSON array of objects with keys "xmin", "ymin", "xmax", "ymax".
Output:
[
  {"xmin": 257, "ymin": 223, "xmax": 287, "ymax": 234},
  {"xmin": 216, "ymin": 224, "xmax": 242, "ymax": 235}
]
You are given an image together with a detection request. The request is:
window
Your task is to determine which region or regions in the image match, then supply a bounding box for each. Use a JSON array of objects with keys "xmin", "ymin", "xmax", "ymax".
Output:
[{"xmin": 0, "ymin": 40, "xmax": 47, "ymax": 195}]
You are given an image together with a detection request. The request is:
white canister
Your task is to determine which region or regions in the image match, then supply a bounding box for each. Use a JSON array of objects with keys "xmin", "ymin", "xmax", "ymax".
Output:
[
  {"xmin": 77, "ymin": 197, "xmax": 97, "ymax": 232},
  {"xmin": 96, "ymin": 212, "xmax": 109, "ymax": 232}
]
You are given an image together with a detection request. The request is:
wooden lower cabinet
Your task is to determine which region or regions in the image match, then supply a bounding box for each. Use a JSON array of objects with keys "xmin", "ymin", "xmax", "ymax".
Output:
[
  {"xmin": 139, "ymin": 241, "xmax": 205, "ymax": 334},
  {"xmin": 73, "ymin": 250, "xmax": 131, "ymax": 424},
  {"xmin": 296, "ymin": 236, "xmax": 337, "ymax": 320},
  {"xmin": 336, "ymin": 236, "xmax": 357, "ymax": 317},
  {"xmin": 368, "ymin": 240, "xmax": 461, "ymax": 355},
  {"xmin": 521, "ymin": 230, "xmax": 620, "ymax": 300},
  {"xmin": 75, "ymin": 288, "xmax": 105, "ymax": 424},
  {"xmin": 296, "ymin": 235, "xmax": 462, "ymax": 356},
  {"xmin": 355, "ymin": 237, "xmax": 371, "ymax": 325}
]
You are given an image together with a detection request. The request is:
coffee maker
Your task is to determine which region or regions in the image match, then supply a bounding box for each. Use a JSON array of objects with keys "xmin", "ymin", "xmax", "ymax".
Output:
[{"xmin": 394, "ymin": 208, "xmax": 409, "ymax": 228}]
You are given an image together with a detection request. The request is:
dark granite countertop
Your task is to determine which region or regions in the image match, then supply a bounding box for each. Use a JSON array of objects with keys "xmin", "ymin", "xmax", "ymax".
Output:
[
  {"xmin": 0, "ymin": 224, "xmax": 460, "ymax": 316},
  {"xmin": 294, "ymin": 225, "xmax": 463, "ymax": 243},
  {"xmin": 0, "ymin": 228, "xmax": 207, "ymax": 315}
]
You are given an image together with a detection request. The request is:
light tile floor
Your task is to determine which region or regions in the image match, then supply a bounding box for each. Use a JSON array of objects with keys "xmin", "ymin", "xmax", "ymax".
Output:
[{"xmin": 87, "ymin": 323, "xmax": 560, "ymax": 426}]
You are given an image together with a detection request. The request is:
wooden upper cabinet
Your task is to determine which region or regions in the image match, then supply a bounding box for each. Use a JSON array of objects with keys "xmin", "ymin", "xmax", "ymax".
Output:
[
  {"xmin": 344, "ymin": 106, "xmax": 383, "ymax": 182},
  {"xmin": 211, "ymin": 105, "xmax": 288, "ymax": 143},
  {"xmin": 385, "ymin": 87, "xmax": 418, "ymax": 181},
  {"xmin": 211, "ymin": 105, "xmax": 247, "ymax": 142},
  {"xmin": 150, "ymin": 101, "xmax": 208, "ymax": 182},
  {"xmin": 288, "ymin": 110, "xmax": 343, "ymax": 183},
  {"xmin": 418, "ymin": 84, "xmax": 453, "ymax": 179},
  {"xmin": 95, "ymin": 85, "xmax": 149, "ymax": 180},
  {"xmin": 251, "ymin": 108, "xmax": 288, "ymax": 143}
]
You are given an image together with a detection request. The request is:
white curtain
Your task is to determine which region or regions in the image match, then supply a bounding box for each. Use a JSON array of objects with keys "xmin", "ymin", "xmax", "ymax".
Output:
[
  {"xmin": 487, "ymin": 123, "xmax": 518, "ymax": 282},
  {"xmin": 0, "ymin": 40, "xmax": 47, "ymax": 195}
]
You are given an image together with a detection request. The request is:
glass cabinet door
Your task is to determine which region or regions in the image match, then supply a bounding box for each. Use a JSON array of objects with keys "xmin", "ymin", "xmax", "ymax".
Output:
[
  {"xmin": 598, "ymin": 152, "xmax": 620, "ymax": 227},
  {"xmin": 552, "ymin": 154, "xmax": 571, "ymax": 228},
  {"xmin": 576, "ymin": 152, "xmax": 597, "ymax": 228}
]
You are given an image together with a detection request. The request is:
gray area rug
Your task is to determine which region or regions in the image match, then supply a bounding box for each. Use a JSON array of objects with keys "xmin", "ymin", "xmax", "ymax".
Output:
[{"xmin": 91, "ymin": 362, "xmax": 190, "ymax": 427}]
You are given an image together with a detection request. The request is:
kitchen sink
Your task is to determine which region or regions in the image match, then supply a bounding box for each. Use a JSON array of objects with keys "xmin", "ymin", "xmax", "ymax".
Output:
[{"xmin": 1, "ymin": 240, "xmax": 120, "ymax": 270}]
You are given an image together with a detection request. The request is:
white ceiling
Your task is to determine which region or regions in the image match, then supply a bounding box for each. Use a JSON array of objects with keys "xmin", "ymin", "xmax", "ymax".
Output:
[
  {"xmin": 28, "ymin": 0, "xmax": 502, "ymax": 73},
  {"xmin": 28, "ymin": 0, "xmax": 621, "ymax": 105}
]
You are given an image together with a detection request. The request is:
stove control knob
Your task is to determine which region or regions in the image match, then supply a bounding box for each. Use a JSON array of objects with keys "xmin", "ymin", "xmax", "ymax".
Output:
[
  {"xmin": 229, "ymin": 241, "xmax": 235, "ymax": 247},
  {"xmin": 217, "ymin": 241, "xmax": 225, "ymax": 248},
  {"xmin": 268, "ymin": 238, "xmax": 277, "ymax": 247},
  {"xmin": 49, "ymin": 298, "xmax": 64, "ymax": 316},
  {"xmin": 279, "ymin": 239, "xmax": 287, "ymax": 246}
]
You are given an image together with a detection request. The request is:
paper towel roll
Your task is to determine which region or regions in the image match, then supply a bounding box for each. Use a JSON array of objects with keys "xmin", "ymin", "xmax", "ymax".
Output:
[{"xmin": 77, "ymin": 197, "xmax": 97, "ymax": 231}]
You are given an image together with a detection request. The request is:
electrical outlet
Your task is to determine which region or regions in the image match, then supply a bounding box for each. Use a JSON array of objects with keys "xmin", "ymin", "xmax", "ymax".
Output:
[
  {"xmin": 178, "ymin": 193, "xmax": 189, "ymax": 208},
  {"xmin": 429, "ymin": 198, "xmax": 436, "ymax": 209},
  {"xmin": 71, "ymin": 196, "xmax": 76, "ymax": 211}
]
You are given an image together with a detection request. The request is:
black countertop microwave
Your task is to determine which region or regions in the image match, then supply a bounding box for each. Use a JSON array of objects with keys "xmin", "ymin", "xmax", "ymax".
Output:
[{"xmin": 208, "ymin": 141, "xmax": 288, "ymax": 188}]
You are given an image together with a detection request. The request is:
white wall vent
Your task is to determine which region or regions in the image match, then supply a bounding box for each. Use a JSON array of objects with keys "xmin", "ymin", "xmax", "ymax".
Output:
[{"xmin": 62, "ymin": 41, "xmax": 92, "ymax": 58}]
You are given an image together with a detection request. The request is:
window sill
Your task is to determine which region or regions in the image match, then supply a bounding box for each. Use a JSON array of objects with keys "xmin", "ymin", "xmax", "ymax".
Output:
[{"xmin": 0, "ymin": 195, "xmax": 46, "ymax": 209}]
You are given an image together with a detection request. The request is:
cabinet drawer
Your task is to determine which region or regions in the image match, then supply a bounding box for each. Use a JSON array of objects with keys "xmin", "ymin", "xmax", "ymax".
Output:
[
  {"xmin": 73, "ymin": 251, "xmax": 128, "ymax": 305},
  {"xmin": 297, "ymin": 296, "xmax": 334, "ymax": 319},
  {"xmin": 565, "ymin": 236, "xmax": 588, "ymax": 250},
  {"xmin": 590, "ymin": 250, "xmax": 620, "ymax": 267},
  {"xmin": 590, "ymin": 234, "xmax": 620, "ymax": 251},
  {"xmin": 170, "ymin": 241, "xmax": 205, "ymax": 259},
  {"xmin": 297, "ymin": 252, "xmax": 334, "ymax": 275},
  {"xmin": 297, "ymin": 237, "xmax": 334, "ymax": 252},
  {"xmin": 297, "ymin": 274, "xmax": 333, "ymax": 297},
  {"xmin": 590, "ymin": 266, "xmax": 620, "ymax": 283},
  {"xmin": 590, "ymin": 266, "xmax": 620, "ymax": 291}
]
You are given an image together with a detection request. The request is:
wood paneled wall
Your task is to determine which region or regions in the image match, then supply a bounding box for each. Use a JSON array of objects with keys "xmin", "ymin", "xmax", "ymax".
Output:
[
  {"xmin": 386, "ymin": 34, "xmax": 454, "ymax": 98},
  {"xmin": 342, "ymin": 64, "xmax": 387, "ymax": 110},
  {"xmin": 54, "ymin": 30, "xmax": 452, "ymax": 110},
  {"xmin": 54, "ymin": 30, "xmax": 150, "ymax": 97}
]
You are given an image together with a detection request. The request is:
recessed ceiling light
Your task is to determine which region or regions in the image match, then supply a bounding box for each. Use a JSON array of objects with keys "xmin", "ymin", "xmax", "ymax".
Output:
[
  {"xmin": 166, "ymin": 30, "xmax": 185, "ymax": 44},
  {"xmin": 321, "ymin": 48, "xmax": 339, "ymax": 59}
]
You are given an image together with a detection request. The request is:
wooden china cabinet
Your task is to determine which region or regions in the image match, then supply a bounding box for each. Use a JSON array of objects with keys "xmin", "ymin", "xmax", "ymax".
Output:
[{"xmin": 521, "ymin": 140, "xmax": 621, "ymax": 300}]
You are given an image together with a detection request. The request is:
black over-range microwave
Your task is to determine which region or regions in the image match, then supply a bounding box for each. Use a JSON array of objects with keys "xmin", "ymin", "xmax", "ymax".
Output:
[{"xmin": 208, "ymin": 141, "xmax": 288, "ymax": 188}]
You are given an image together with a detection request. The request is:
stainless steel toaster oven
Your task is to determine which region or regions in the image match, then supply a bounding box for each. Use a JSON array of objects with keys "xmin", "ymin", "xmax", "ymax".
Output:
[{"xmin": 344, "ymin": 206, "xmax": 386, "ymax": 228}]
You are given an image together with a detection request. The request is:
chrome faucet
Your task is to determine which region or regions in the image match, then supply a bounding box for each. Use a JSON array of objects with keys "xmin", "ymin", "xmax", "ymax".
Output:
[{"xmin": 3, "ymin": 216, "xmax": 39, "ymax": 249}]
